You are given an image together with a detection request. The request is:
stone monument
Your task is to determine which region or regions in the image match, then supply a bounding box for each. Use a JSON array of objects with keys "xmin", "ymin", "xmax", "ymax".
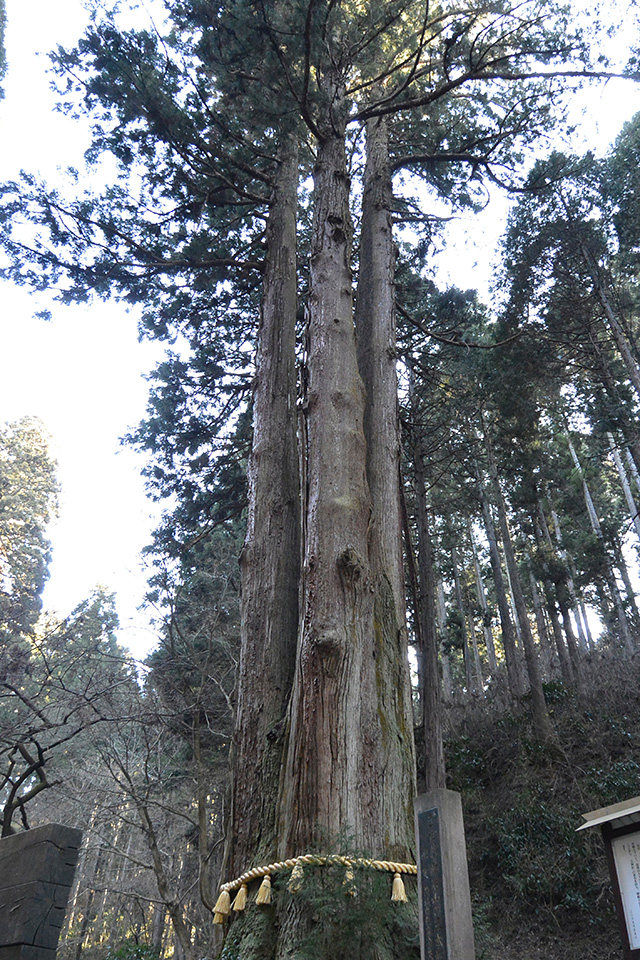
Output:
[
  {"xmin": 0, "ymin": 823, "xmax": 82, "ymax": 960},
  {"xmin": 415, "ymin": 789, "xmax": 475, "ymax": 960}
]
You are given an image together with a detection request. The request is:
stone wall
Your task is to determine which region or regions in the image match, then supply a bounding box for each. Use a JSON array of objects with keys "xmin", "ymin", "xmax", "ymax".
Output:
[{"xmin": 0, "ymin": 824, "xmax": 82, "ymax": 960}]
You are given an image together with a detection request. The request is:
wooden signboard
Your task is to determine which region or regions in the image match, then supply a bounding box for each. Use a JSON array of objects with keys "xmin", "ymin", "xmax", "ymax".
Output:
[
  {"xmin": 610, "ymin": 832, "xmax": 640, "ymax": 951},
  {"xmin": 578, "ymin": 796, "xmax": 640, "ymax": 960}
]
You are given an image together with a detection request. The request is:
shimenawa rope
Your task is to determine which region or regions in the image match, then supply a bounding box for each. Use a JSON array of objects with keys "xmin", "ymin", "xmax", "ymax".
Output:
[{"xmin": 212, "ymin": 853, "xmax": 417, "ymax": 923}]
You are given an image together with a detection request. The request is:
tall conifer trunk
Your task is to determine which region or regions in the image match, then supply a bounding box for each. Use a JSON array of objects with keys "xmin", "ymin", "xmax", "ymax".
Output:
[
  {"xmin": 223, "ymin": 114, "xmax": 417, "ymax": 960},
  {"xmin": 278, "ymin": 119, "xmax": 415, "ymax": 861},
  {"xmin": 412, "ymin": 441, "xmax": 446, "ymax": 790},
  {"xmin": 476, "ymin": 471, "xmax": 523, "ymax": 697},
  {"xmin": 482, "ymin": 425, "xmax": 556, "ymax": 742},
  {"xmin": 231, "ymin": 141, "xmax": 300, "ymax": 880},
  {"xmin": 355, "ymin": 115, "xmax": 417, "ymax": 809}
]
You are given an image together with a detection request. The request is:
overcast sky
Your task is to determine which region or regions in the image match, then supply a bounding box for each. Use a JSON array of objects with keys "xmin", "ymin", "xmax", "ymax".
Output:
[
  {"xmin": 0, "ymin": 0, "xmax": 164, "ymax": 658},
  {"xmin": 1, "ymin": 0, "xmax": 640, "ymax": 659}
]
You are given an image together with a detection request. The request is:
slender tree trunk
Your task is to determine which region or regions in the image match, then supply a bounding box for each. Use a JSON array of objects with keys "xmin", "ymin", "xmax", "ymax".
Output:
[
  {"xmin": 577, "ymin": 599, "xmax": 594, "ymax": 650},
  {"xmin": 580, "ymin": 241, "xmax": 640, "ymax": 402},
  {"xmin": 613, "ymin": 537, "xmax": 640, "ymax": 634},
  {"xmin": 542, "ymin": 576, "xmax": 574, "ymax": 687},
  {"xmin": 73, "ymin": 837, "xmax": 105, "ymax": 960},
  {"xmin": 483, "ymin": 425, "xmax": 555, "ymax": 741},
  {"xmin": 470, "ymin": 617, "xmax": 484, "ymax": 694},
  {"xmin": 567, "ymin": 434, "xmax": 635, "ymax": 654},
  {"xmin": 536, "ymin": 505, "xmax": 583, "ymax": 683},
  {"xmin": 412, "ymin": 442, "xmax": 446, "ymax": 790},
  {"xmin": 135, "ymin": 801, "xmax": 195, "ymax": 960},
  {"xmin": 436, "ymin": 580, "xmax": 454, "ymax": 703},
  {"xmin": 407, "ymin": 356, "xmax": 445, "ymax": 789},
  {"xmin": 477, "ymin": 473, "xmax": 523, "ymax": 696},
  {"xmin": 608, "ymin": 432, "xmax": 640, "ymax": 545},
  {"xmin": 586, "ymin": 323, "xmax": 640, "ymax": 475},
  {"xmin": 451, "ymin": 546, "xmax": 476, "ymax": 696},
  {"xmin": 625, "ymin": 444, "xmax": 640, "ymax": 493},
  {"xmin": 151, "ymin": 904, "xmax": 166, "ymax": 953},
  {"xmin": 469, "ymin": 522, "xmax": 498, "ymax": 672},
  {"xmin": 527, "ymin": 563, "xmax": 553, "ymax": 678},
  {"xmin": 548, "ymin": 510, "xmax": 594, "ymax": 649}
]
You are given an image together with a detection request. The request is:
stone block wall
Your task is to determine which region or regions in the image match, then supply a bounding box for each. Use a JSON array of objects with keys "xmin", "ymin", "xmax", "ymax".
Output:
[{"xmin": 0, "ymin": 824, "xmax": 82, "ymax": 960}]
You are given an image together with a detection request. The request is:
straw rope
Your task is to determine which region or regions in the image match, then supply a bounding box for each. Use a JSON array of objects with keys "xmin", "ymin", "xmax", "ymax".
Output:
[{"xmin": 220, "ymin": 853, "xmax": 417, "ymax": 893}]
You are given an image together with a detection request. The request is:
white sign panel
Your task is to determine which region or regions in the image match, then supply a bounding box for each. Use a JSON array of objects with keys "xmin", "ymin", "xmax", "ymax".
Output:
[{"xmin": 612, "ymin": 835, "xmax": 640, "ymax": 950}]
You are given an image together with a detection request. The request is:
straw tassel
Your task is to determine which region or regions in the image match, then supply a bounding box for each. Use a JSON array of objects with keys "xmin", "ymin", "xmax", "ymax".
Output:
[
  {"xmin": 288, "ymin": 861, "xmax": 304, "ymax": 893},
  {"xmin": 391, "ymin": 872, "xmax": 407, "ymax": 902},
  {"xmin": 256, "ymin": 874, "xmax": 272, "ymax": 906},
  {"xmin": 233, "ymin": 883, "xmax": 248, "ymax": 912},
  {"xmin": 343, "ymin": 865, "xmax": 356, "ymax": 898},
  {"xmin": 213, "ymin": 888, "xmax": 231, "ymax": 916}
]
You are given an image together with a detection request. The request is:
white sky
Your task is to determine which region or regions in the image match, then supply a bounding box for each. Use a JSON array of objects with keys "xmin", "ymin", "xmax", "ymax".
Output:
[
  {"xmin": 0, "ymin": 0, "xmax": 164, "ymax": 657},
  {"xmin": 1, "ymin": 0, "xmax": 640, "ymax": 659}
]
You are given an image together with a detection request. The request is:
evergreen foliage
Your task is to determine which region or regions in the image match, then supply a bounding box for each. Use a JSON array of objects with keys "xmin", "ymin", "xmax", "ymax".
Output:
[{"xmin": 2, "ymin": 1, "xmax": 640, "ymax": 957}]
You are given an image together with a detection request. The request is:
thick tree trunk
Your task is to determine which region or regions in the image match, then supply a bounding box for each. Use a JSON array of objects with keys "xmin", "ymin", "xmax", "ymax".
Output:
[
  {"xmin": 230, "ymin": 141, "xmax": 301, "ymax": 882},
  {"xmin": 355, "ymin": 115, "xmax": 417, "ymax": 801},
  {"xmin": 223, "ymin": 114, "xmax": 416, "ymax": 960},
  {"xmin": 356, "ymin": 117, "xmax": 405, "ymax": 618},
  {"xmin": 278, "ymin": 124, "xmax": 415, "ymax": 862}
]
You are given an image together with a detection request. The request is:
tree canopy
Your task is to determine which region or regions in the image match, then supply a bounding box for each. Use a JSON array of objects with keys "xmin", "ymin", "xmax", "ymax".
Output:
[
  {"xmin": 0, "ymin": 417, "xmax": 58, "ymax": 641},
  {"xmin": 2, "ymin": 1, "xmax": 640, "ymax": 959}
]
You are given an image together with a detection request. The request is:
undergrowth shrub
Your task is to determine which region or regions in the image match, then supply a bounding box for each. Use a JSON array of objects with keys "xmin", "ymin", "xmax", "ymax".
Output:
[{"xmin": 444, "ymin": 655, "xmax": 640, "ymax": 957}]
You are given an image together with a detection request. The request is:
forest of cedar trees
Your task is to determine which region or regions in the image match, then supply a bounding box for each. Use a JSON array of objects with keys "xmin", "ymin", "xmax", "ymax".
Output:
[{"xmin": 2, "ymin": 1, "xmax": 640, "ymax": 958}]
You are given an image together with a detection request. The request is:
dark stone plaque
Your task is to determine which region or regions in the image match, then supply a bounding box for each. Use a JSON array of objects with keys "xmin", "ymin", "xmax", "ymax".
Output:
[{"xmin": 417, "ymin": 807, "xmax": 447, "ymax": 960}]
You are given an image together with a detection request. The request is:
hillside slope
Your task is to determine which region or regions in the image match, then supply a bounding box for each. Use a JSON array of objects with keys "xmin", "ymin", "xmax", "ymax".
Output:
[{"xmin": 442, "ymin": 657, "xmax": 640, "ymax": 959}]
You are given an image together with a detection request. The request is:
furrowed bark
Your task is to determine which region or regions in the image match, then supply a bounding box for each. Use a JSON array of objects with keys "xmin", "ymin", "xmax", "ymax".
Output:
[
  {"xmin": 279, "ymin": 122, "xmax": 414, "ymax": 862},
  {"xmin": 230, "ymin": 140, "xmax": 300, "ymax": 878},
  {"xmin": 355, "ymin": 115, "xmax": 417, "ymax": 812}
]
